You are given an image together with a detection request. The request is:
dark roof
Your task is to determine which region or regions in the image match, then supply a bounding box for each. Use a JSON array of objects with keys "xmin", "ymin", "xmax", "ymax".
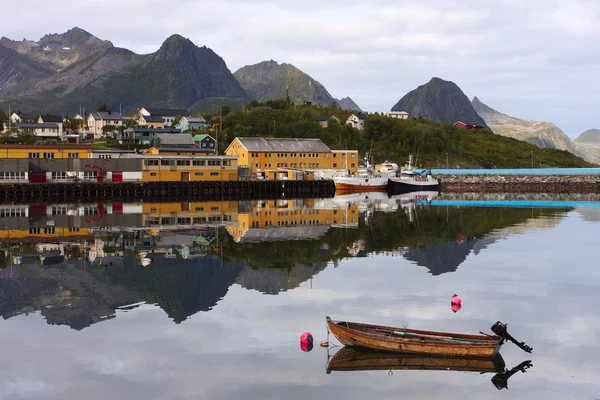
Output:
[
  {"xmin": 18, "ymin": 123, "xmax": 58, "ymax": 129},
  {"xmin": 39, "ymin": 115, "xmax": 63, "ymax": 123},
  {"xmin": 91, "ymin": 149, "xmax": 137, "ymax": 154},
  {"xmin": 156, "ymin": 147, "xmax": 214, "ymax": 153},
  {"xmin": 235, "ymin": 138, "xmax": 331, "ymax": 153},
  {"xmin": 143, "ymin": 107, "xmax": 190, "ymax": 117},
  {"xmin": 13, "ymin": 112, "xmax": 36, "ymax": 120},
  {"xmin": 142, "ymin": 115, "xmax": 165, "ymax": 122},
  {"xmin": 315, "ymin": 115, "xmax": 329, "ymax": 122},
  {"xmin": 355, "ymin": 113, "xmax": 368, "ymax": 120},
  {"xmin": 96, "ymin": 111, "xmax": 122, "ymax": 121},
  {"xmin": 156, "ymin": 134, "xmax": 196, "ymax": 146}
]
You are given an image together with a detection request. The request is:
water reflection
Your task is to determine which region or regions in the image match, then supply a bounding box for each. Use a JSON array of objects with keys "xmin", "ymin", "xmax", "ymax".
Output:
[{"xmin": 0, "ymin": 193, "xmax": 581, "ymax": 330}]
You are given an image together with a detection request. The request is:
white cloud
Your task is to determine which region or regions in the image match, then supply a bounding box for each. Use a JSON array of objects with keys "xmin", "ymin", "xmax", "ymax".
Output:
[{"xmin": 1, "ymin": 0, "xmax": 599, "ymax": 136}]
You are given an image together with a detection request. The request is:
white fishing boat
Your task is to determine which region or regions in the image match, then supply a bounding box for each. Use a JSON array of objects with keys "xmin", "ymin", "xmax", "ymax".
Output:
[
  {"xmin": 334, "ymin": 154, "xmax": 397, "ymax": 193},
  {"xmin": 388, "ymin": 155, "xmax": 439, "ymax": 194}
]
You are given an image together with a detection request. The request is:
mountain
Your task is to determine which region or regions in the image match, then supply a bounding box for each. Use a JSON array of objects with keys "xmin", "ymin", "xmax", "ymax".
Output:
[
  {"xmin": 233, "ymin": 60, "xmax": 360, "ymax": 110},
  {"xmin": 391, "ymin": 77, "xmax": 489, "ymax": 129},
  {"xmin": 0, "ymin": 28, "xmax": 248, "ymax": 114},
  {"xmin": 335, "ymin": 96, "xmax": 361, "ymax": 111},
  {"xmin": 574, "ymin": 129, "xmax": 600, "ymax": 164},
  {"xmin": 472, "ymin": 96, "xmax": 582, "ymax": 156}
]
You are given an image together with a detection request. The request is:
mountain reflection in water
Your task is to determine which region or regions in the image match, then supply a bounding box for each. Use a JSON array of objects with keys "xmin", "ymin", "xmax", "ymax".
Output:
[{"xmin": 0, "ymin": 192, "xmax": 574, "ymax": 330}]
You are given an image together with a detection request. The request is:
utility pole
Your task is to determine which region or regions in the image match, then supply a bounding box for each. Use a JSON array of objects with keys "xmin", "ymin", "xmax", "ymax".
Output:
[
  {"xmin": 446, "ymin": 152, "xmax": 449, "ymax": 169},
  {"xmin": 531, "ymin": 151, "xmax": 533, "ymax": 168}
]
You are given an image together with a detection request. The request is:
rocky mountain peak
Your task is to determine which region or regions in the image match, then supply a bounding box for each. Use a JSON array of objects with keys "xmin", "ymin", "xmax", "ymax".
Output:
[{"xmin": 391, "ymin": 77, "xmax": 489, "ymax": 129}]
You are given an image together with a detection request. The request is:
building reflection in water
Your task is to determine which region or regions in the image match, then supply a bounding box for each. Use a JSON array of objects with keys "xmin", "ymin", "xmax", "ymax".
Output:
[{"xmin": 0, "ymin": 191, "xmax": 570, "ymax": 329}]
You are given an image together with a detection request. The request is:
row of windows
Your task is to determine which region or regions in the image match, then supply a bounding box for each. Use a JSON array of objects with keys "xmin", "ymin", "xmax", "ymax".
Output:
[
  {"xmin": 145, "ymin": 159, "xmax": 231, "ymax": 167},
  {"xmin": 27, "ymin": 152, "xmax": 80, "ymax": 159},
  {"xmin": 0, "ymin": 172, "xmax": 26, "ymax": 180},
  {"xmin": 0, "ymin": 207, "xmax": 27, "ymax": 217}
]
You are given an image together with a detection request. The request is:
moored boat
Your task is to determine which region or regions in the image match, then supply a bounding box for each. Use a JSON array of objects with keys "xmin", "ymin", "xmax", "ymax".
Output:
[
  {"xmin": 326, "ymin": 317, "xmax": 532, "ymax": 357},
  {"xmin": 387, "ymin": 154, "xmax": 439, "ymax": 194},
  {"xmin": 334, "ymin": 153, "xmax": 396, "ymax": 193}
]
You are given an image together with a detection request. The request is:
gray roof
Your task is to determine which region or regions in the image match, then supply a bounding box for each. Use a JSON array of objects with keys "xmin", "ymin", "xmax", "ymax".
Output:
[
  {"xmin": 236, "ymin": 138, "xmax": 331, "ymax": 153},
  {"xmin": 143, "ymin": 107, "xmax": 190, "ymax": 117},
  {"xmin": 18, "ymin": 123, "xmax": 58, "ymax": 128},
  {"xmin": 354, "ymin": 113, "xmax": 368, "ymax": 120},
  {"xmin": 96, "ymin": 111, "xmax": 122, "ymax": 121},
  {"xmin": 156, "ymin": 147, "xmax": 214, "ymax": 153},
  {"xmin": 181, "ymin": 116, "xmax": 206, "ymax": 123},
  {"xmin": 123, "ymin": 128, "xmax": 181, "ymax": 133},
  {"xmin": 12, "ymin": 112, "xmax": 36, "ymax": 120},
  {"xmin": 156, "ymin": 134, "xmax": 196, "ymax": 146},
  {"xmin": 236, "ymin": 226, "xmax": 330, "ymax": 243}
]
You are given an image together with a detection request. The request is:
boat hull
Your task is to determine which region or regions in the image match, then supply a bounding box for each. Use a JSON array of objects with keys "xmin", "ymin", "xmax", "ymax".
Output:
[
  {"xmin": 335, "ymin": 184, "xmax": 387, "ymax": 193},
  {"xmin": 327, "ymin": 346, "xmax": 503, "ymax": 374},
  {"xmin": 387, "ymin": 178, "xmax": 439, "ymax": 194},
  {"xmin": 326, "ymin": 317, "xmax": 501, "ymax": 358}
]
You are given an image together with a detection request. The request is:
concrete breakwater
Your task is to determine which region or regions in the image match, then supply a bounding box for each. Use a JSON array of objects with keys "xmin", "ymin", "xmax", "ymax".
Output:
[
  {"xmin": 0, "ymin": 180, "xmax": 336, "ymax": 202},
  {"xmin": 439, "ymin": 174, "xmax": 600, "ymax": 193}
]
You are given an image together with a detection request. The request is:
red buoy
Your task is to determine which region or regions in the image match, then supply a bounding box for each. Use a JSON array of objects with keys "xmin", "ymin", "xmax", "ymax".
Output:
[
  {"xmin": 451, "ymin": 294, "xmax": 462, "ymax": 313},
  {"xmin": 300, "ymin": 341, "xmax": 313, "ymax": 352},
  {"xmin": 300, "ymin": 332, "xmax": 313, "ymax": 345}
]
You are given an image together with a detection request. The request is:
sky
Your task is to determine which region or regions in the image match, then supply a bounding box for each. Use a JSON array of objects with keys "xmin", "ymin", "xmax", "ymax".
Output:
[{"xmin": 2, "ymin": 0, "xmax": 599, "ymax": 138}]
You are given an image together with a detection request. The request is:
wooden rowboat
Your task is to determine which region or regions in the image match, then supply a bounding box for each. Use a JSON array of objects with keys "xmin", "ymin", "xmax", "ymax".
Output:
[
  {"xmin": 326, "ymin": 346, "xmax": 504, "ymax": 374},
  {"xmin": 326, "ymin": 317, "xmax": 533, "ymax": 358}
]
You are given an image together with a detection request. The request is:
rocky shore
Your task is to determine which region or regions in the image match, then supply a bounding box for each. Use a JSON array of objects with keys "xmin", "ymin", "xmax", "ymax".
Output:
[{"xmin": 439, "ymin": 174, "xmax": 600, "ymax": 193}]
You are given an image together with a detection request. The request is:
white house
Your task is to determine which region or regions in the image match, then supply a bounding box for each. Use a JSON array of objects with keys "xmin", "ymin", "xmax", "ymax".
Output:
[
  {"xmin": 135, "ymin": 107, "xmax": 190, "ymax": 127},
  {"xmin": 37, "ymin": 114, "xmax": 64, "ymax": 135},
  {"xmin": 87, "ymin": 111, "xmax": 123, "ymax": 137},
  {"xmin": 383, "ymin": 111, "xmax": 409, "ymax": 120},
  {"xmin": 346, "ymin": 113, "xmax": 368, "ymax": 130}
]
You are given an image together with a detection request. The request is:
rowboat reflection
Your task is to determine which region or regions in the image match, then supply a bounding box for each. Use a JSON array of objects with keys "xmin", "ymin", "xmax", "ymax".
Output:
[{"xmin": 326, "ymin": 347, "xmax": 532, "ymax": 390}]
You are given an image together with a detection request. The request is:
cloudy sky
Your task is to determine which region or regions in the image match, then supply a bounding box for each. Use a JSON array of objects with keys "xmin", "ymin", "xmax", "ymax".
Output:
[{"xmin": 3, "ymin": 0, "xmax": 599, "ymax": 137}]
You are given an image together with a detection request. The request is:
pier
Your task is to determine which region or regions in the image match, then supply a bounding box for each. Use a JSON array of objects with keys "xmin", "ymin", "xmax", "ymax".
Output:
[
  {"xmin": 0, "ymin": 180, "xmax": 336, "ymax": 202},
  {"xmin": 439, "ymin": 174, "xmax": 600, "ymax": 193}
]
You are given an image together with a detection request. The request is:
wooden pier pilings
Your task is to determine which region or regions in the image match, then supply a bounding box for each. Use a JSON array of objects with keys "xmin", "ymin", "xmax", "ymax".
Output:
[{"xmin": 0, "ymin": 180, "xmax": 336, "ymax": 203}]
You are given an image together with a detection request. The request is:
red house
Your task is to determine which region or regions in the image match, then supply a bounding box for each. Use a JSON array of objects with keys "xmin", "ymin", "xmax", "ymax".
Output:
[{"xmin": 454, "ymin": 121, "xmax": 485, "ymax": 130}]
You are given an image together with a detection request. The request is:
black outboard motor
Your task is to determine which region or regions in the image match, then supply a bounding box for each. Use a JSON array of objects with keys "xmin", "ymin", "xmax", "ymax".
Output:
[
  {"xmin": 491, "ymin": 321, "xmax": 533, "ymax": 353},
  {"xmin": 491, "ymin": 360, "xmax": 533, "ymax": 390}
]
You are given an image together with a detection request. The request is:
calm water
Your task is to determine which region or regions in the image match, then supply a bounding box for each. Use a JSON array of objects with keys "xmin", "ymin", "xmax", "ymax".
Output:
[{"xmin": 1, "ymin": 193, "xmax": 600, "ymax": 400}]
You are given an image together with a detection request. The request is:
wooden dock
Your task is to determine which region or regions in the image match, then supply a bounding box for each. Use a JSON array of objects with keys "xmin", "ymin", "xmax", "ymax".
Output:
[{"xmin": 0, "ymin": 180, "xmax": 336, "ymax": 202}]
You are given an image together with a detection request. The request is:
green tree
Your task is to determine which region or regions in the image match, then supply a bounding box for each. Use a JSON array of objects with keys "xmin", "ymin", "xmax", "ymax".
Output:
[
  {"xmin": 98, "ymin": 103, "xmax": 109, "ymax": 112},
  {"xmin": 102, "ymin": 125, "xmax": 117, "ymax": 138},
  {"xmin": 172, "ymin": 115, "xmax": 183, "ymax": 127}
]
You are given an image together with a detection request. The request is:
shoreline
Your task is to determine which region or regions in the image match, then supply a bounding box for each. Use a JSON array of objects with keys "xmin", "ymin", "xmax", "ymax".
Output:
[{"xmin": 438, "ymin": 174, "xmax": 600, "ymax": 193}]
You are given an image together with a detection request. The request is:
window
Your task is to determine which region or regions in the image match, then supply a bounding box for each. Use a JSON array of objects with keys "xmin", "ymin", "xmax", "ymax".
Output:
[
  {"xmin": 223, "ymin": 160, "xmax": 231, "ymax": 166},
  {"xmin": 351, "ymin": 153, "xmax": 356, "ymax": 158},
  {"xmin": 195, "ymin": 207, "xmax": 204, "ymax": 211},
  {"xmin": 208, "ymin": 160, "xmax": 220, "ymax": 166},
  {"xmin": 351, "ymin": 163, "xmax": 356, "ymax": 168},
  {"xmin": 161, "ymin": 160, "xmax": 174, "ymax": 166},
  {"xmin": 29, "ymin": 152, "xmax": 40, "ymax": 159},
  {"xmin": 195, "ymin": 172, "xmax": 204, "ymax": 176},
  {"xmin": 193, "ymin": 160, "xmax": 205, "ymax": 166},
  {"xmin": 69, "ymin": 226, "xmax": 80, "ymax": 232},
  {"xmin": 68, "ymin": 153, "xmax": 79, "ymax": 159},
  {"xmin": 0, "ymin": 207, "xmax": 26, "ymax": 217},
  {"xmin": 44, "ymin": 226, "xmax": 56, "ymax": 234},
  {"xmin": 211, "ymin": 206, "xmax": 220, "ymax": 211},
  {"xmin": 83, "ymin": 171, "xmax": 98, "ymax": 180},
  {"xmin": 333, "ymin": 153, "xmax": 337, "ymax": 158},
  {"xmin": 43, "ymin": 153, "xmax": 55, "ymax": 159},
  {"xmin": 29, "ymin": 227, "xmax": 41, "ymax": 234},
  {"xmin": 145, "ymin": 159, "xmax": 159, "ymax": 166},
  {"xmin": 210, "ymin": 172, "xmax": 219, "ymax": 176},
  {"xmin": 51, "ymin": 172, "xmax": 68, "ymax": 180},
  {"xmin": 333, "ymin": 163, "xmax": 337, "ymax": 168},
  {"xmin": 0, "ymin": 172, "xmax": 25, "ymax": 180},
  {"xmin": 201, "ymin": 142, "xmax": 206, "ymax": 147},
  {"xmin": 177, "ymin": 160, "xmax": 191, "ymax": 166},
  {"xmin": 150, "ymin": 172, "xmax": 157, "ymax": 177}
]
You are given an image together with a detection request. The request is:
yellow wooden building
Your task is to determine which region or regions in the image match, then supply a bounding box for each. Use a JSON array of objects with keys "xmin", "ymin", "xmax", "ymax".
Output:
[
  {"xmin": 226, "ymin": 199, "xmax": 359, "ymax": 242},
  {"xmin": 225, "ymin": 137, "xmax": 359, "ymax": 179},
  {"xmin": 139, "ymin": 154, "xmax": 239, "ymax": 182},
  {"xmin": 141, "ymin": 201, "xmax": 239, "ymax": 227},
  {"xmin": 0, "ymin": 144, "xmax": 91, "ymax": 159},
  {"xmin": 143, "ymin": 147, "xmax": 216, "ymax": 156}
]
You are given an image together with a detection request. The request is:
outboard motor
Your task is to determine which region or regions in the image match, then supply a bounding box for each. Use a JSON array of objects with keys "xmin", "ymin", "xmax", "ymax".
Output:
[{"xmin": 491, "ymin": 321, "xmax": 533, "ymax": 353}]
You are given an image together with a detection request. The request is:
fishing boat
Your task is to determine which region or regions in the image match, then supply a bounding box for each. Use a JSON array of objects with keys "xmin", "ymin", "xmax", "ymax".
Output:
[
  {"xmin": 326, "ymin": 317, "xmax": 532, "ymax": 358},
  {"xmin": 334, "ymin": 153, "xmax": 395, "ymax": 193},
  {"xmin": 326, "ymin": 346, "xmax": 533, "ymax": 390},
  {"xmin": 387, "ymin": 154, "xmax": 439, "ymax": 194}
]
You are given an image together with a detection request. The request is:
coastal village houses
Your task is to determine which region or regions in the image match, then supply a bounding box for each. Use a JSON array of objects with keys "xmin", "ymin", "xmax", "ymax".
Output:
[
  {"xmin": 87, "ymin": 111, "xmax": 123, "ymax": 137},
  {"xmin": 315, "ymin": 115, "xmax": 340, "ymax": 128},
  {"xmin": 37, "ymin": 115, "xmax": 64, "ymax": 135},
  {"xmin": 137, "ymin": 114, "xmax": 165, "ymax": 129},
  {"xmin": 346, "ymin": 113, "xmax": 368, "ymax": 130},
  {"xmin": 383, "ymin": 111, "xmax": 409, "ymax": 119},
  {"xmin": 135, "ymin": 107, "xmax": 190, "ymax": 127},
  {"xmin": 193, "ymin": 134, "xmax": 216, "ymax": 153},
  {"xmin": 176, "ymin": 116, "xmax": 207, "ymax": 132}
]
